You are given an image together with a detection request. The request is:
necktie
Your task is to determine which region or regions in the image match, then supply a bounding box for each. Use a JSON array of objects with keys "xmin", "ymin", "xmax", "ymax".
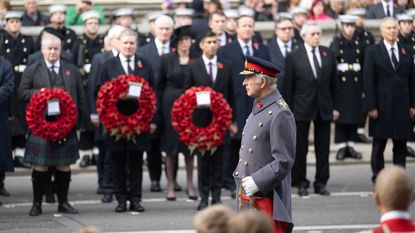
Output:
[
  {"xmin": 126, "ymin": 59, "xmax": 133, "ymax": 74},
  {"xmin": 161, "ymin": 45, "xmax": 166, "ymax": 55},
  {"xmin": 386, "ymin": 4, "xmax": 391, "ymax": 17},
  {"xmin": 311, "ymin": 48, "xmax": 321, "ymax": 79},
  {"xmin": 391, "ymin": 47, "xmax": 398, "ymax": 70},
  {"xmin": 284, "ymin": 44, "xmax": 289, "ymax": 57},
  {"xmin": 50, "ymin": 65, "xmax": 57, "ymax": 84},
  {"xmin": 244, "ymin": 45, "xmax": 251, "ymax": 56},
  {"xmin": 208, "ymin": 62, "xmax": 213, "ymax": 82}
]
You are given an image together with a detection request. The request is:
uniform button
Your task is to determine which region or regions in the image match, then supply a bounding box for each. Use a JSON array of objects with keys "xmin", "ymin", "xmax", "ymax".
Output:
[
  {"xmin": 23, "ymin": 58, "xmax": 26, "ymax": 63},
  {"xmin": 366, "ymin": 40, "xmax": 370, "ymax": 44},
  {"xmin": 356, "ymin": 59, "xmax": 359, "ymax": 62},
  {"xmin": 244, "ymin": 161, "xmax": 248, "ymax": 166},
  {"xmin": 355, "ymin": 40, "xmax": 359, "ymax": 45},
  {"xmin": 268, "ymin": 110, "xmax": 272, "ymax": 115},
  {"xmin": 234, "ymin": 171, "xmax": 239, "ymax": 176},
  {"xmin": 23, "ymin": 48, "xmax": 27, "ymax": 52},
  {"xmin": 340, "ymin": 59, "xmax": 344, "ymax": 63},
  {"xmin": 246, "ymin": 118, "xmax": 248, "ymax": 122},
  {"xmin": 248, "ymin": 148, "xmax": 253, "ymax": 153},
  {"xmin": 67, "ymin": 39, "xmax": 71, "ymax": 43},
  {"xmin": 253, "ymin": 136, "xmax": 257, "ymax": 141},
  {"xmin": 5, "ymin": 39, "xmax": 8, "ymax": 44},
  {"xmin": 241, "ymin": 145, "xmax": 244, "ymax": 149},
  {"xmin": 21, "ymin": 38, "xmax": 25, "ymax": 43},
  {"xmin": 14, "ymin": 66, "xmax": 19, "ymax": 72},
  {"xmin": 6, "ymin": 49, "xmax": 10, "ymax": 53},
  {"xmin": 354, "ymin": 77, "xmax": 358, "ymax": 82},
  {"xmin": 356, "ymin": 49, "xmax": 360, "ymax": 54},
  {"xmin": 242, "ymin": 131, "xmax": 245, "ymax": 136},
  {"xmin": 85, "ymin": 58, "xmax": 89, "ymax": 63},
  {"xmin": 342, "ymin": 77, "xmax": 346, "ymax": 82},
  {"xmin": 348, "ymin": 64, "xmax": 353, "ymax": 70},
  {"xmin": 83, "ymin": 39, "xmax": 87, "ymax": 44},
  {"xmin": 339, "ymin": 49, "xmax": 343, "ymax": 54},
  {"xmin": 239, "ymin": 159, "xmax": 242, "ymax": 162},
  {"xmin": 258, "ymin": 122, "xmax": 263, "ymax": 127}
]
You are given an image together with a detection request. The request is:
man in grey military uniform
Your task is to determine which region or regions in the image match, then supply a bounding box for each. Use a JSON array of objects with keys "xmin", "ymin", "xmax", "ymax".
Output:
[{"xmin": 234, "ymin": 56, "xmax": 296, "ymax": 233}]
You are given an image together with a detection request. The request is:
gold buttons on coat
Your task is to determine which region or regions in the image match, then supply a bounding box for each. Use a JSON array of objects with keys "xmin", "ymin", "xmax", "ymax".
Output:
[
  {"xmin": 248, "ymin": 148, "xmax": 253, "ymax": 153},
  {"xmin": 253, "ymin": 136, "xmax": 257, "ymax": 141},
  {"xmin": 259, "ymin": 122, "xmax": 263, "ymax": 127}
]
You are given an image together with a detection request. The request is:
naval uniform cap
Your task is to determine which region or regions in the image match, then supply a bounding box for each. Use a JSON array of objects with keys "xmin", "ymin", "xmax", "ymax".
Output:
[
  {"xmin": 175, "ymin": 8, "xmax": 194, "ymax": 17},
  {"xmin": 238, "ymin": 7, "xmax": 255, "ymax": 18},
  {"xmin": 275, "ymin": 12, "xmax": 292, "ymax": 20},
  {"xmin": 114, "ymin": 8, "xmax": 134, "ymax": 17},
  {"xmin": 224, "ymin": 9, "xmax": 239, "ymax": 19},
  {"xmin": 396, "ymin": 13, "xmax": 412, "ymax": 22},
  {"xmin": 347, "ymin": 8, "xmax": 367, "ymax": 17},
  {"xmin": 338, "ymin": 15, "xmax": 357, "ymax": 24},
  {"xmin": 146, "ymin": 11, "xmax": 165, "ymax": 22},
  {"xmin": 240, "ymin": 56, "xmax": 280, "ymax": 78},
  {"xmin": 81, "ymin": 10, "xmax": 100, "ymax": 22},
  {"xmin": 4, "ymin": 11, "xmax": 23, "ymax": 21},
  {"xmin": 406, "ymin": 9, "xmax": 415, "ymax": 18},
  {"xmin": 289, "ymin": 7, "xmax": 308, "ymax": 16},
  {"xmin": 49, "ymin": 4, "xmax": 66, "ymax": 15}
]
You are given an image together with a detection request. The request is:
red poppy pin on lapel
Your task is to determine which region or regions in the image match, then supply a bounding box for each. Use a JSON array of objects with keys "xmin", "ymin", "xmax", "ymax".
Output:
[
  {"xmin": 256, "ymin": 102, "xmax": 263, "ymax": 108},
  {"xmin": 65, "ymin": 70, "xmax": 71, "ymax": 76},
  {"xmin": 228, "ymin": 38, "xmax": 232, "ymax": 44},
  {"xmin": 171, "ymin": 47, "xmax": 176, "ymax": 53},
  {"xmin": 322, "ymin": 51, "xmax": 328, "ymax": 57},
  {"xmin": 401, "ymin": 48, "xmax": 407, "ymax": 55},
  {"xmin": 253, "ymin": 42, "xmax": 259, "ymax": 50},
  {"xmin": 137, "ymin": 61, "xmax": 143, "ymax": 69},
  {"xmin": 217, "ymin": 62, "xmax": 224, "ymax": 69}
]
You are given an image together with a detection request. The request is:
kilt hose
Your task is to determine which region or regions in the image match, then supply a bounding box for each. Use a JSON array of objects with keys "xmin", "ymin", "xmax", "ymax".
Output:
[{"xmin": 24, "ymin": 130, "xmax": 79, "ymax": 166}]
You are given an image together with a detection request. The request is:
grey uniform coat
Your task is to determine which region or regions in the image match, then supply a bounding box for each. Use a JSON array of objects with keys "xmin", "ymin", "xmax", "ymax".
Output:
[{"xmin": 233, "ymin": 89, "xmax": 296, "ymax": 226}]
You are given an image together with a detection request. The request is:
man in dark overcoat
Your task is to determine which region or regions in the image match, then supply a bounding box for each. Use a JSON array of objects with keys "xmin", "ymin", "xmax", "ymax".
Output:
[
  {"xmin": 18, "ymin": 32, "xmax": 89, "ymax": 216},
  {"xmin": 363, "ymin": 17, "xmax": 415, "ymax": 183},
  {"xmin": 0, "ymin": 57, "xmax": 14, "ymax": 205}
]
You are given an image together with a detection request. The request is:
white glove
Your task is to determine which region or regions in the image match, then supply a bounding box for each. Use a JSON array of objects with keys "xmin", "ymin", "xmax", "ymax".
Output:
[{"xmin": 242, "ymin": 176, "xmax": 259, "ymax": 196}]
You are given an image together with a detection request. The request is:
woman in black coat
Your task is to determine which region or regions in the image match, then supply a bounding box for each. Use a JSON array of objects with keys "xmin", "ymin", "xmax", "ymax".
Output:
[{"xmin": 158, "ymin": 25, "xmax": 197, "ymax": 201}]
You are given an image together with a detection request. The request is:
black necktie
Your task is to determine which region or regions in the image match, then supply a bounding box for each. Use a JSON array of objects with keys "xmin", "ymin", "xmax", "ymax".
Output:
[
  {"xmin": 386, "ymin": 4, "xmax": 391, "ymax": 17},
  {"xmin": 311, "ymin": 48, "xmax": 321, "ymax": 79},
  {"xmin": 391, "ymin": 47, "xmax": 398, "ymax": 70},
  {"xmin": 126, "ymin": 59, "xmax": 133, "ymax": 74},
  {"xmin": 50, "ymin": 65, "xmax": 57, "ymax": 84},
  {"xmin": 245, "ymin": 45, "xmax": 251, "ymax": 56},
  {"xmin": 208, "ymin": 62, "xmax": 213, "ymax": 82},
  {"xmin": 284, "ymin": 44, "xmax": 289, "ymax": 57}
]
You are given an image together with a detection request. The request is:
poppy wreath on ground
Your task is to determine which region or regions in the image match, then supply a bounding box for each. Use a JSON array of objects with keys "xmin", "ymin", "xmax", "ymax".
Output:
[
  {"xmin": 171, "ymin": 86, "xmax": 233, "ymax": 155},
  {"xmin": 96, "ymin": 74, "xmax": 156, "ymax": 141},
  {"xmin": 26, "ymin": 88, "xmax": 77, "ymax": 142}
]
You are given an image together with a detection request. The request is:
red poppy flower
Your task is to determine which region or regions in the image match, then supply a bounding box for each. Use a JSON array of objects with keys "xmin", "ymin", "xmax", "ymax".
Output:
[
  {"xmin": 65, "ymin": 70, "xmax": 71, "ymax": 76},
  {"xmin": 253, "ymin": 42, "xmax": 259, "ymax": 50},
  {"xmin": 256, "ymin": 102, "xmax": 263, "ymax": 108},
  {"xmin": 137, "ymin": 61, "xmax": 143, "ymax": 69},
  {"xmin": 322, "ymin": 50, "xmax": 328, "ymax": 57},
  {"xmin": 26, "ymin": 88, "xmax": 77, "ymax": 141},
  {"xmin": 401, "ymin": 48, "xmax": 406, "ymax": 55},
  {"xmin": 171, "ymin": 86, "xmax": 233, "ymax": 154},
  {"xmin": 217, "ymin": 62, "xmax": 224, "ymax": 69}
]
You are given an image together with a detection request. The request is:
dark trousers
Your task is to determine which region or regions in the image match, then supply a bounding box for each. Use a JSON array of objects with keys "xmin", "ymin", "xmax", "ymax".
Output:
[
  {"xmin": 0, "ymin": 171, "xmax": 4, "ymax": 188},
  {"xmin": 96, "ymin": 142, "xmax": 113, "ymax": 194},
  {"xmin": 78, "ymin": 131, "xmax": 94, "ymax": 150},
  {"xmin": 292, "ymin": 115, "xmax": 331, "ymax": 190},
  {"xmin": 111, "ymin": 150, "xmax": 143, "ymax": 203},
  {"xmin": 371, "ymin": 138, "xmax": 406, "ymax": 182},
  {"xmin": 147, "ymin": 138, "xmax": 162, "ymax": 182},
  {"xmin": 11, "ymin": 135, "xmax": 26, "ymax": 149},
  {"xmin": 335, "ymin": 124, "xmax": 358, "ymax": 143},
  {"xmin": 197, "ymin": 147, "xmax": 223, "ymax": 204},
  {"xmin": 222, "ymin": 137, "xmax": 239, "ymax": 191}
]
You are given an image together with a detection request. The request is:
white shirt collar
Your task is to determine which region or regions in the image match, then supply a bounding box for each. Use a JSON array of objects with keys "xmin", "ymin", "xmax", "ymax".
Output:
[
  {"xmin": 237, "ymin": 38, "xmax": 252, "ymax": 49},
  {"xmin": 202, "ymin": 55, "xmax": 217, "ymax": 66},
  {"xmin": 383, "ymin": 40, "xmax": 398, "ymax": 51},
  {"xmin": 44, "ymin": 59, "xmax": 60, "ymax": 69},
  {"xmin": 304, "ymin": 43, "xmax": 318, "ymax": 53},
  {"xmin": 381, "ymin": 211, "xmax": 411, "ymax": 223},
  {"xmin": 155, "ymin": 37, "xmax": 170, "ymax": 53},
  {"xmin": 277, "ymin": 38, "xmax": 292, "ymax": 48},
  {"xmin": 119, "ymin": 53, "xmax": 134, "ymax": 63}
]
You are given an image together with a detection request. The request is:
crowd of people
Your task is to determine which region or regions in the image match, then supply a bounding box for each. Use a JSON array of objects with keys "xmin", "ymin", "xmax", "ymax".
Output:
[{"xmin": 0, "ymin": 0, "xmax": 414, "ymax": 232}]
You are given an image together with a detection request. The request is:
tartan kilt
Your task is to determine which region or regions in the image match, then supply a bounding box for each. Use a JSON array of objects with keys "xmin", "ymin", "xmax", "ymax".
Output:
[{"xmin": 24, "ymin": 130, "xmax": 79, "ymax": 166}]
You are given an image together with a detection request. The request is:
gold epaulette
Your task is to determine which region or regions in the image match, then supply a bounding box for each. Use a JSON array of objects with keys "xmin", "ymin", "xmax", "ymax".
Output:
[{"xmin": 277, "ymin": 99, "xmax": 288, "ymax": 109}]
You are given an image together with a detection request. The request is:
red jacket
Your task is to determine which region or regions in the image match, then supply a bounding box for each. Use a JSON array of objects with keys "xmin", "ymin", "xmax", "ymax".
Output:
[{"xmin": 373, "ymin": 211, "xmax": 415, "ymax": 233}]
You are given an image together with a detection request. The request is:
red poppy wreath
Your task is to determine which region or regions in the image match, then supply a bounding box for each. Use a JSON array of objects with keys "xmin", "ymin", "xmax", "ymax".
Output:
[
  {"xmin": 96, "ymin": 74, "xmax": 156, "ymax": 141},
  {"xmin": 171, "ymin": 86, "xmax": 233, "ymax": 154},
  {"xmin": 26, "ymin": 88, "xmax": 77, "ymax": 141}
]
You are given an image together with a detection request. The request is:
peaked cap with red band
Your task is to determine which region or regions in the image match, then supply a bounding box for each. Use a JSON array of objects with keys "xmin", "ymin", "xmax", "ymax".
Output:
[{"xmin": 239, "ymin": 56, "xmax": 280, "ymax": 78}]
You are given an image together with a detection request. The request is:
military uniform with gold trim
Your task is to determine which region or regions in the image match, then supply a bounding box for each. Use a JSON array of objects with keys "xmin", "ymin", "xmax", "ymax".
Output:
[{"xmin": 330, "ymin": 34, "xmax": 365, "ymax": 159}]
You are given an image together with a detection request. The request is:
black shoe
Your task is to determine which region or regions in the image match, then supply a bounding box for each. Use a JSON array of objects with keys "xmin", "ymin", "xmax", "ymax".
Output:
[
  {"xmin": 101, "ymin": 194, "xmax": 113, "ymax": 203},
  {"xmin": 115, "ymin": 202, "xmax": 127, "ymax": 212},
  {"xmin": 211, "ymin": 200, "xmax": 222, "ymax": 205},
  {"xmin": 96, "ymin": 187, "xmax": 103, "ymax": 194},
  {"xmin": 150, "ymin": 181, "xmax": 161, "ymax": 192},
  {"xmin": 197, "ymin": 202, "xmax": 208, "ymax": 211},
  {"xmin": 314, "ymin": 188, "xmax": 330, "ymax": 196},
  {"xmin": 335, "ymin": 148, "xmax": 347, "ymax": 160},
  {"xmin": 130, "ymin": 201, "xmax": 145, "ymax": 212},
  {"xmin": 174, "ymin": 182, "xmax": 182, "ymax": 192},
  {"xmin": 0, "ymin": 187, "xmax": 10, "ymax": 196},
  {"xmin": 230, "ymin": 189, "xmax": 236, "ymax": 199},
  {"xmin": 79, "ymin": 155, "xmax": 90, "ymax": 168},
  {"xmin": 355, "ymin": 133, "xmax": 372, "ymax": 143},
  {"xmin": 298, "ymin": 187, "xmax": 309, "ymax": 197},
  {"xmin": 347, "ymin": 147, "xmax": 363, "ymax": 160},
  {"xmin": 58, "ymin": 202, "xmax": 78, "ymax": 214},
  {"xmin": 14, "ymin": 156, "xmax": 31, "ymax": 169},
  {"xmin": 406, "ymin": 146, "xmax": 415, "ymax": 158},
  {"xmin": 29, "ymin": 203, "xmax": 42, "ymax": 216}
]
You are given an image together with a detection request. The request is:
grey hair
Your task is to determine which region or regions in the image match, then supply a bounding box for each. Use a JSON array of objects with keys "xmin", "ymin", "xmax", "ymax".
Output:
[
  {"xmin": 155, "ymin": 15, "xmax": 174, "ymax": 28},
  {"xmin": 104, "ymin": 25, "xmax": 126, "ymax": 45},
  {"xmin": 255, "ymin": 74, "xmax": 277, "ymax": 87},
  {"xmin": 300, "ymin": 22, "xmax": 321, "ymax": 37},
  {"xmin": 330, "ymin": 0, "xmax": 347, "ymax": 10},
  {"xmin": 119, "ymin": 28, "xmax": 138, "ymax": 39},
  {"xmin": 41, "ymin": 32, "xmax": 61, "ymax": 46},
  {"xmin": 380, "ymin": 17, "xmax": 398, "ymax": 31}
]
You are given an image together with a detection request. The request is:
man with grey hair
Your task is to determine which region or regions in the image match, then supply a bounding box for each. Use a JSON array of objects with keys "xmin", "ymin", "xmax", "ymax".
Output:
[
  {"xmin": 138, "ymin": 14, "xmax": 175, "ymax": 193},
  {"xmin": 22, "ymin": 0, "xmax": 49, "ymax": 26},
  {"xmin": 282, "ymin": 22, "xmax": 337, "ymax": 197},
  {"xmin": 363, "ymin": 17, "xmax": 415, "ymax": 183},
  {"xmin": 19, "ymin": 32, "xmax": 89, "ymax": 216},
  {"xmin": 235, "ymin": 55, "xmax": 295, "ymax": 232}
]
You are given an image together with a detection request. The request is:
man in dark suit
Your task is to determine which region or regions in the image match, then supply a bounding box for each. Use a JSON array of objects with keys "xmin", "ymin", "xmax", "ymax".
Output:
[
  {"xmin": 138, "ymin": 15, "xmax": 174, "ymax": 193},
  {"xmin": 186, "ymin": 31, "xmax": 236, "ymax": 211},
  {"xmin": 209, "ymin": 11, "xmax": 235, "ymax": 47},
  {"xmin": 282, "ymin": 22, "xmax": 337, "ymax": 197},
  {"xmin": 18, "ymin": 32, "xmax": 89, "ymax": 216},
  {"xmin": 366, "ymin": 0, "xmax": 405, "ymax": 19},
  {"xmin": 218, "ymin": 14, "xmax": 269, "ymax": 198},
  {"xmin": 94, "ymin": 29, "xmax": 155, "ymax": 213},
  {"xmin": 363, "ymin": 17, "xmax": 415, "ymax": 183},
  {"xmin": 268, "ymin": 16, "xmax": 299, "ymax": 89},
  {"xmin": 21, "ymin": 0, "xmax": 49, "ymax": 26}
]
